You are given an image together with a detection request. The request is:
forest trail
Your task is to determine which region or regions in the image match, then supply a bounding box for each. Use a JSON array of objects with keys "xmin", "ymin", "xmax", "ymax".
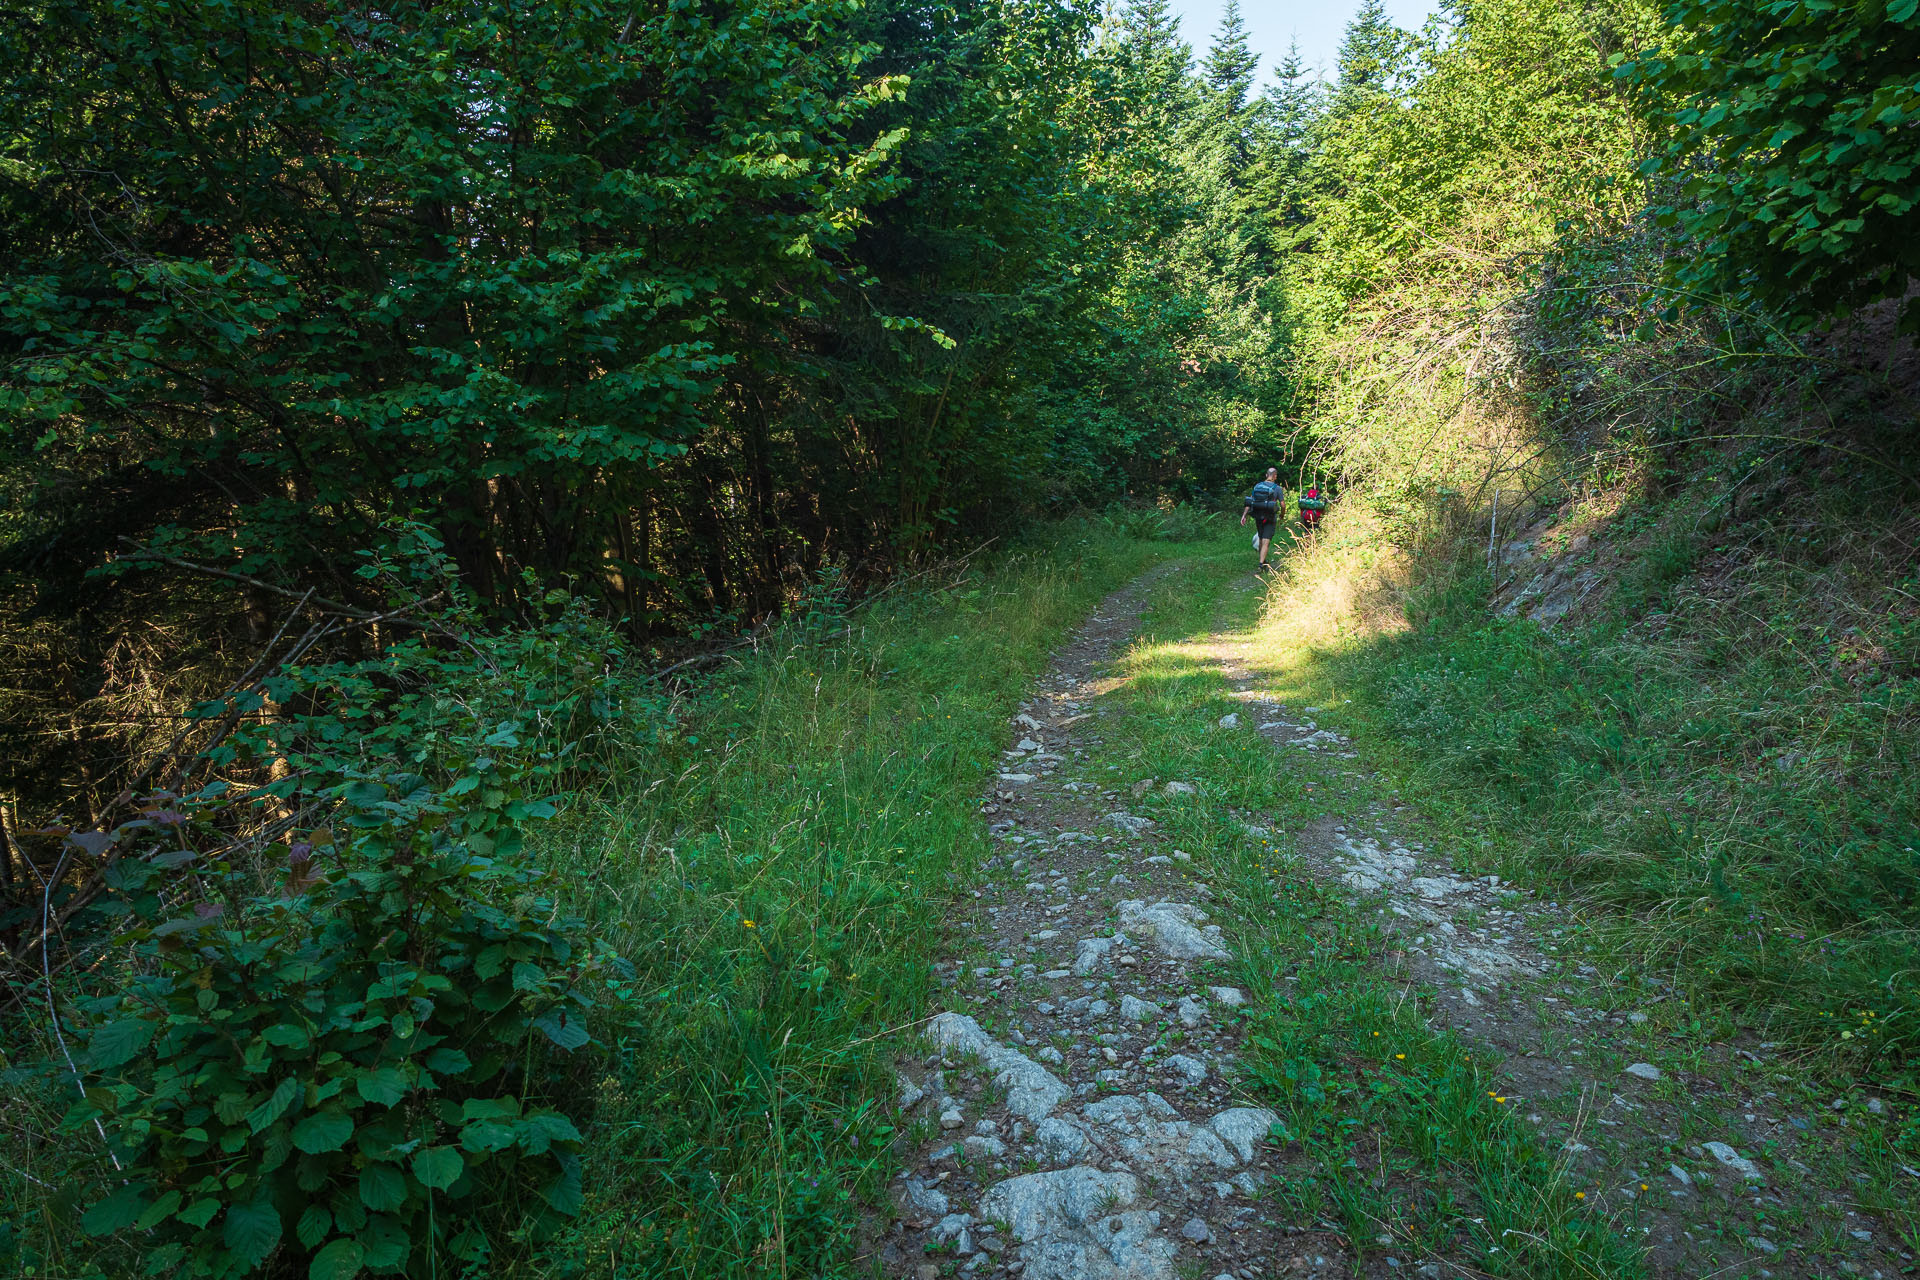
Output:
[
  {"xmin": 878, "ymin": 561, "xmax": 1332, "ymax": 1280},
  {"xmin": 875, "ymin": 563, "xmax": 1908, "ymax": 1280}
]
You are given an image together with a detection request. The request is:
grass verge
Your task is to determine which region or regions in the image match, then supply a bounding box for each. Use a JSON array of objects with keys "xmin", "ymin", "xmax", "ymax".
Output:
[{"xmin": 524, "ymin": 519, "xmax": 1204, "ymax": 1278}]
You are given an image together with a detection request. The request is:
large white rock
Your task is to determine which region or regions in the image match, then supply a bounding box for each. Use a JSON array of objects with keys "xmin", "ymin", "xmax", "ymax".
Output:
[
  {"xmin": 1117, "ymin": 900, "xmax": 1231, "ymax": 961},
  {"xmin": 1078, "ymin": 1094, "xmax": 1237, "ymax": 1173},
  {"xmin": 1083, "ymin": 1093, "xmax": 1176, "ymax": 1131},
  {"xmin": 1033, "ymin": 1116, "xmax": 1092, "ymax": 1164},
  {"xmin": 1209, "ymin": 1108, "xmax": 1278, "ymax": 1163},
  {"xmin": 981, "ymin": 1166, "xmax": 1140, "ymax": 1241},
  {"xmin": 1019, "ymin": 1211, "xmax": 1176, "ymax": 1280},
  {"xmin": 980, "ymin": 1168, "xmax": 1177, "ymax": 1280},
  {"xmin": 927, "ymin": 1012, "xmax": 1070, "ymax": 1122},
  {"xmin": 1120, "ymin": 995, "xmax": 1163, "ymax": 1022},
  {"xmin": 1336, "ymin": 837, "xmax": 1417, "ymax": 891}
]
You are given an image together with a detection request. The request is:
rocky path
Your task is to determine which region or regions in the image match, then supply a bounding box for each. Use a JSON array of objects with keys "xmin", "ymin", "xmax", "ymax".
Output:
[
  {"xmin": 875, "ymin": 567, "xmax": 1912, "ymax": 1280},
  {"xmin": 880, "ymin": 567, "xmax": 1328, "ymax": 1280}
]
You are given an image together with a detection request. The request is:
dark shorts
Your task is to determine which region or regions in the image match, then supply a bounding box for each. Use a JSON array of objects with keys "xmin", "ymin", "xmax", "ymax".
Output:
[{"xmin": 1254, "ymin": 517, "xmax": 1275, "ymax": 539}]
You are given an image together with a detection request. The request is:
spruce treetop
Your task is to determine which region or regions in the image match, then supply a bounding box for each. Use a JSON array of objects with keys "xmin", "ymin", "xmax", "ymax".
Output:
[
  {"xmin": 1203, "ymin": 0, "xmax": 1259, "ymax": 114},
  {"xmin": 1336, "ymin": 0, "xmax": 1401, "ymax": 98}
]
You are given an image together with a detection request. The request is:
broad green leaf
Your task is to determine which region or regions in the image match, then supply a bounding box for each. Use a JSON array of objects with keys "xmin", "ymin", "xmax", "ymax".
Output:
[
  {"xmin": 411, "ymin": 1145, "xmax": 464, "ymax": 1190},
  {"xmin": 247, "ymin": 1076, "xmax": 301, "ymax": 1134},
  {"xmin": 533, "ymin": 1009, "xmax": 590, "ymax": 1051},
  {"xmin": 424, "ymin": 1047, "xmax": 471, "ymax": 1075},
  {"xmin": 292, "ymin": 1109, "xmax": 354, "ymax": 1154},
  {"xmin": 474, "ymin": 945, "xmax": 508, "ymax": 979},
  {"xmin": 82, "ymin": 1183, "xmax": 152, "ymax": 1236},
  {"xmin": 308, "ymin": 1237, "xmax": 365, "ymax": 1280},
  {"xmin": 88, "ymin": 1019, "xmax": 155, "ymax": 1069},
  {"xmin": 264, "ymin": 1023, "xmax": 312, "ymax": 1050},
  {"xmin": 358, "ymin": 1213, "xmax": 409, "ymax": 1270},
  {"xmin": 354, "ymin": 1066, "xmax": 408, "ymax": 1107},
  {"xmin": 134, "ymin": 1189, "xmax": 182, "ymax": 1230},
  {"xmin": 297, "ymin": 1203, "xmax": 333, "ymax": 1248},
  {"xmin": 358, "ymin": 1163, "xmax": 407, "ymax": 1212},
  {"xmin": 460, "ymin": 1119, "xmax": 517, "ymax": 1153},
  {"xmin": 517, "ymin": 1111, "xmax": 583, "ymax": 1155},
  {"xmin": 141, "ymin": 1242, "xmax": 186, "ymax": 1276},
  {"xmin": 542, "ymin": 1157, "xmax": 582, "ymax": 1216},
  {"xmin": 223, "ymin": 1198, "xmax": 283, "ymax": 1268}
]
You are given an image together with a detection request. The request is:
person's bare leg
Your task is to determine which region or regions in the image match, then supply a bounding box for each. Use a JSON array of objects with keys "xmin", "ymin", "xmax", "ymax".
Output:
[{"xmin": 1257, "ymin": 534, "xmax": 1271, "ymax": 566}]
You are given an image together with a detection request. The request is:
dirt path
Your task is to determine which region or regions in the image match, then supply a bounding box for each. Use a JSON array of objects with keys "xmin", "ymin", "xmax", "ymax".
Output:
[
  {"xmin": 875, "ymin": 565, "xmax": 1910, "ymax": 1280},
  {"xmin": 877, "ymin": 564, "xmax": 1332, "ymax": 1280}
]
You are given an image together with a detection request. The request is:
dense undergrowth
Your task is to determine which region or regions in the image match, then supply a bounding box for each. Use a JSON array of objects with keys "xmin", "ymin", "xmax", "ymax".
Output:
[
  {"xmin": 1253, "ymin": 345, "xmax": 1920, "ymax": 1249},
  {"xmin": 1258, "ymin": 0, "xmax": 1920, "ymax": 1083},
  {"xmin": 1242, "ymin": 0, "xmax": 1920, "ymax": 1234}
]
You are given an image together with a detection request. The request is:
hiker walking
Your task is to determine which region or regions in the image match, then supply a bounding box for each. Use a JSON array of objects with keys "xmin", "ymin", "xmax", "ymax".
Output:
[
  {"xmin": 1240, "ymin": 467, "xmax": 1285, "ymax": 570},
  {"xmin": 1297, "ymin": 481, "xmax": 1328, "ymax": 539}
]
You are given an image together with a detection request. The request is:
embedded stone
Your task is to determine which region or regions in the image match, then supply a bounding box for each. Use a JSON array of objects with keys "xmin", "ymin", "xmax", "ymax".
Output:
[
  {"xmin": 1703, "ymin": 1141, "xmax": 1764, "ymax": 1182},
  {"xmin": 1117, "ymin": 900, "xmax": 1231, "ymax": 962},
  {"xmin": 1163, "ymin": 1054, "xmax": 1208, "ymax": 1086},
  {"xmin": 1209, "ymin": 1107, "xmax": 1278, "ymax": 1163},
  {"xmin": 927, "ymin": 1012, "xmax": 1070, "ymax": 1122}
]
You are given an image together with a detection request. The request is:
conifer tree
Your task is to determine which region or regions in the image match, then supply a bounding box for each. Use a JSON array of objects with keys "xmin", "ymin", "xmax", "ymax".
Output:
[
  {"xmin": 1257, "ymin": 37, "xmax": 1321, "ymax": 234},
  {"xmin": 1203, "ymin": 0, "xmax": 1259, "ymax": 114},
  {"xmin": 1118, "ymin": 0, "xmax": 1188, "ymax": 70},
  {"xmin": 1268, "ymin": 38, "xmax": 1319, "ymax": 154},
  {"xmin": 1335, "ymin": 0, "xmax": 1401, "ymax": 101}
]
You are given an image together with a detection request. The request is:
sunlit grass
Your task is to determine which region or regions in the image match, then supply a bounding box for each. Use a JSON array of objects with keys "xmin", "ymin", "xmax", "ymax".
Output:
[{"xmin": 1242, "ymin": 485, "xmax": 1920, "ymax": 1252}]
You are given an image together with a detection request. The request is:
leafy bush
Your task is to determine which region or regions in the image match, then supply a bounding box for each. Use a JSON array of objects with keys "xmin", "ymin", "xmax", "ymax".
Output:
[
  {"xmin": 1616, "ymin": 0, "xmax": 1920, "ymax": 331},
  {"xmin": 75, "ymin": 812, "xmax": 622, "ymax": 1278},
  {"xmin": 58, "ymin": 585, "xmax": 640, "ymax": 1278}
]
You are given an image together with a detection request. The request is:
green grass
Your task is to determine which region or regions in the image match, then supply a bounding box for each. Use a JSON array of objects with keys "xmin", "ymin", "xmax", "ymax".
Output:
[
  {"xmin": 1248, "ymin": 476, "xmax": 1920, "ymax": 1253},
  {"xmin": 1318, "ymin": 599, "xmax": 1918, "ymax": 1057},
  {"xmin": 1073, "ymin": 539, "xmax": 1643, "ymax": 1279},
  {"xmin": 520, "ymin": 518, "xmax": 1203, "ymax": 1278}
]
